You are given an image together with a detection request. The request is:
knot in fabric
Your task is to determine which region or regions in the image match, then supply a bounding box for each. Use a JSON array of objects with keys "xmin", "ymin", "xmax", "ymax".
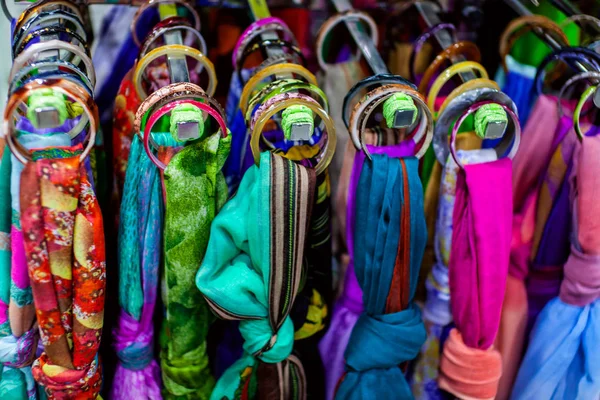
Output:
[
  {"xmin": 560, "ymin": 245, "xmax": 600, "ymax": 306},
  {"xmin": 345, "ymin": 303, "xmax": 426, "ymax": 371},
  {"xmin": 160, "ymin": 341, "xmax": 214, "ymax": 397},
  {"xmin": 0, "ymin": 329, "xmax": 36, "ymax": 368},
  {"xmin": 32, "ymin": 353, "xmax": 102, "ymax": 400},
  {"xmin": 114, "ymin": 311, "xmax": 154, "ymax": 371},
  {"xmin": 423, "ymin": 262, "xmax": 452, "ymax": 326},
  {"xmin": 240, "ymin": 317, "xmax": 294, "ymax": 364},
  {"xmin": 439, "ymin": 329, "xmax": 502, "ymax": 400}
]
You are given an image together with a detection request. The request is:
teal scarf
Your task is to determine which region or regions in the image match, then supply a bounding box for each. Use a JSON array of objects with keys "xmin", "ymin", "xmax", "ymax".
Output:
[
  {"xmin": 335, "ymin": 155, "xmax": 427, "ymax": 399},
  {"xmin": 197, "ymin": 152, "xmax": 316, "ymax": 400}
]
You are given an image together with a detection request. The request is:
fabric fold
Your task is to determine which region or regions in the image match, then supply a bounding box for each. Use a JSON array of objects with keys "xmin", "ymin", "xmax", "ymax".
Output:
[
  {"xmin": 197, "ymin": 152, "xmax": 315, "ymax": 400},
  {"xmin": 334, "ymin": 155, "xmax": 427, "ymax": 400}
]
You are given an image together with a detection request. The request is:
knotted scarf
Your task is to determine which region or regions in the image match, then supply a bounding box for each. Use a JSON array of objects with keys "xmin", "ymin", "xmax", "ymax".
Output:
[
  {"xmin": 197, "ymin": 152, "xmax": 315, "ymax": 400},
  {"xmin": 320, "ymin": 132, "xmax": 415, "ymax": 400},
  {"xmin": 1, "ymin": 132, "xmax": 71, "ymax": 400},
  {"xmin": 111, "ymin": 133, "xmax": 177, "ymax": 399},
  {"xmin": 161, "ymin": 132, "xmax": 230, "ymax": 399},
  {"xmin": 411, "ymin": 148, "xmax": 496, "ymax": 400},
  {"xmin": 20, "ymin": 144, "xmax": 106, "ymax": 399},
  {"xmin": 511, "ymin": 133, "xmax": 600, "ymax": 400},
  {"xmin": 497, "ymin": 95, "xmax": 560, "ymax": 399},
  {"xmin": 439, "ymin": 158, "xmax": 512, "ymax": 400},
  {"xmin": 334, "ymin": 155, "xmax": 427, "ymax": 400}
]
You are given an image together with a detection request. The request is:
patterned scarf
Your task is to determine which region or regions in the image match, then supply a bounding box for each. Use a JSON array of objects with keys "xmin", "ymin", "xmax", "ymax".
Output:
[
  {"xmin": 161, "ymin": 133, "xmax": 230, "ymax": 399},
  {"xmin": 20, "ymin": 145, "xmax": 106, "ymax": 399},
  {"xmin": 334, "ymin": 155, "xmax": 427, "ymax": 400},
  {"xmin": 111, "ymin": 133, "xmax": 177, "ymax": 399},
  {"xmin": 439, "ymin": 158, "xmax": 512, "ymax": 400},
  {"xmin": 411, "ymin": 148, "xmax": 496, "ymax": 400},
  {"xmin": 197, "ymin": 152, "xmax": 315, "ymax": 400},
  {"xmin": 511, "ymin": 133, "xmax": 600, "ymax": 400},
  {"xmin": 0, "ymin": 132, "xmax": 71, "ymax": 400},
  {"xmin": 320, "ymin": 133, "xmax": 415, "ymax": 400}
]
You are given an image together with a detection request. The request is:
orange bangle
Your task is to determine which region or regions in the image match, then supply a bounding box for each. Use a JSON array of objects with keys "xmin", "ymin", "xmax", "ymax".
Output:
[
  {"xmin": 499, "ymin": 15, "xmax": 569, "ymax": 73},
  {"xmin": 418, "ymin": 41, "xmax": 481, "ymax": 95}
]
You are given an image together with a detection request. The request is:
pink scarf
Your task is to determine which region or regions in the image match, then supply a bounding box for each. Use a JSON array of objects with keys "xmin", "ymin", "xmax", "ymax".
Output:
[{"xmin": 439, "ymin": 158, "xmax": 512, "ymax": 399}]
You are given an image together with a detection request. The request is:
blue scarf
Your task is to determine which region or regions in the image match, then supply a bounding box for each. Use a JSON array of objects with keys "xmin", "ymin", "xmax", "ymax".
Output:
[{"xmin": 335, "ymin": 155, "xmax": 427, "ymax": 399}]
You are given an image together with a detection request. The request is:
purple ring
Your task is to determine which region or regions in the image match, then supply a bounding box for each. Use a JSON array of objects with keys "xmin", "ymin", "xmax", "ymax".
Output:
[
  {"xmin": 409, "ymin": 23, "xmax": 456, "ymax": 80},
  {"xmin": 232, "ymin": 17, "xmax": 291, "ymax": 68}
]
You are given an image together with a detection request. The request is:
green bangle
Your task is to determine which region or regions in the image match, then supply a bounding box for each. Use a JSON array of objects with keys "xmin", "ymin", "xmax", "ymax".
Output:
[{"xmin": 574, "ymin": 85, "xmax": 597, "ymax": 141}]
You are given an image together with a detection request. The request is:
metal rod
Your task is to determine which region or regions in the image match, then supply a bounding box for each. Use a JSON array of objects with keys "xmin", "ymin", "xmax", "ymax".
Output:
[
  {"xmin": 414, "ymin": 1, "xmax": 478, "ymax": 83},
  {"xmin": 247, "ymin": 0, "xmax": 313, "ymax": 140},
  {"xmin": 331, "ymin": 0, "xmax": 415, "ymax": 128}
]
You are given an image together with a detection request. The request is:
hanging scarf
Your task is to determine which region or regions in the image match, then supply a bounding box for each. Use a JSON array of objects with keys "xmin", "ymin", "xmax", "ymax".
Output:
[
  {"xmin": 197, "ymin": 152, "xmax": 315, "ymax": 400},
  {"xmin": 111, "ymin": 133, "xmax": 177, "ymax": 399},
  {"xmin": 0, "ymin": 132, "xmax": 72, "ymax": 400},
  {"xmin": 438, "ymin": 158, "xmax": 512, "ymax": 400},
  {"xmin": 411, "ymin": 148, "xmax": 496, "ymax": 400},
  {"xmin": 161, "ymin": 132, "xmax": 230, "ymax": 399},
  {"xmin": 20, "ymin": 144, "xmax": 105, "ymax": 399},
  {"xmin": 320, "ymin": 132, "xmax": 415, "ymax": 400},
  {"xmin": 334, "ymin": 155, "xmax": 427, "ymax": 400},
  {"xmin": 496, "ymin": 94, "xmax": 560, "ymax": 399},
  {"xmin": 511, "ymin": 133, "xmax": 600, "ymax": 400}
]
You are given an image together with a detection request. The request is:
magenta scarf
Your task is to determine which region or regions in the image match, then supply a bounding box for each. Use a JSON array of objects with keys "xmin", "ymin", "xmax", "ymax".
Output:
[{"xmin": 439, "ymin": 158, "xmax": 512, "ymax": 400}]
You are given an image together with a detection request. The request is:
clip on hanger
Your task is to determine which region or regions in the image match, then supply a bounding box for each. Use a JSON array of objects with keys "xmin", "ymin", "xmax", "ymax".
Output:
[
  {"xmin": 415, "ymin": 0, "xmax": 508, "ymax": 140},
  {"xmin": 247, "ymin": 0, "xmax": 314, "ymax": 141}
]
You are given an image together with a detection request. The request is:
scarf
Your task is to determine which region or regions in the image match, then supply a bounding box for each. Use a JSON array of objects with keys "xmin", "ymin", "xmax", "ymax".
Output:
[
  {"xmin": 494, "ymin": 55, "xmax": 536, "ymax": 126},
  {"xmin": 511, "ymin": 134, "xmax": 600, "ymax": 400},
  {"xmin": 334, "ymin": 155, "xmax": 427, "ymax": 400},
  {"xmin": 0, "ymin": 132, "xmax": 72, "ymax": 400},
  {"xmin": 496, "ymin": 95, "xmax": 560, "ymax": 399},
  {"xmin": 320, "ymin": 133, "xmax": 415, "ymax": 400},
  {"xmin": 411, "ymin": 148, "xmax": 496, "ymax": 400},
  {"xmin": 161, "ymin": 132, "xmax": 230, "ymax": 399},
  {"xmin": 197, "ymin": 152, "xmax": 315, "ymax": 400},
  {"xmin": 111, "ymin": 133, "xmax": 177, "ymax": 399},
  {"xmin": 20, "ymin": 144, "xmax": 105, "ymax": 399},
  {"xmin": 439, "ymin": 158, "xmax": 512, "ymax": 400}
]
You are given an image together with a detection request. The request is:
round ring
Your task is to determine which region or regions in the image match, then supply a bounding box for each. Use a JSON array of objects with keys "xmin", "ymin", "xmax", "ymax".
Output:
[
  {"xmin": 427, "ymin": 61, "xmax": 489, "ymax": 112},
  {"xmin": 9, "ymin": 58, "xmax": 94, "ymax": 95},
  {"xmin": 246, "ymin": 79, "xmax": 329, "ymax": 123},
  {"xmin": 10, "ymin": 39, "xmax": 96, "ymax": 87},
  {"xmin": 434, "ymin": 87, "xmax": 518, "ymax": 164},
  {"xmin": 2, "ymin": 78, "xmax": 97, "ymax": 164},
  {"xmin": 12, "ymin": 10, "xmax": 87, "ymax": 58},
  {"xmin": 232, "ymin": 17, "xmax": 296, "ymax": 68},
  {"xmin": 139, "ymin": 19, "xmax": 207, "ymax": 57},
  {"xmin": 418, "ymin": 41, "xmax": 481, "ymax": 94},
  {"xmin": 342, "ymin": 73, "xmax": 417, "ymax": 129},
  {"xmin": 557, "ymin": 71, "xmax": 600, "ymax": 118},
  {"xmin": 250, "ymin": 93, "xmax": 336, "ymax": 176},
  {"xmin": 574, "ymin": 85, "xmax": 597, "ymax": 141},
  {"xmin": 130, "ymin": 0, "xmax": 201, "ymax": 47},
  {"xmin": 409, "ymin": 23, "xmax": 456, "ymax": 80},
  {"xmin": 13, "ymin": 0, "xmax": 83, "ymax": 38},
  {"xmin": 348, "ymin": 84, "xmax": 433, "ymax": 160},
  {"xmin": 236, "ymin": 39, "xmax": 306, "ymax": 83},
  {"xmin": 239, "ymin": 63, "xmax": 317, "ymax": 117},
  {"xmin": 449, "ymin": 101, "xmax": 520, "ymax": 169},
  {"xmin": 143, "ymin": 99, "xmax": 227, "ymax": 170},
  {"xmin": 559, "ymin": 14, "xmax": 600, "ymax": 32},
  {"xmin": 133, "ymin": 44, "xmax": 217, "ymax": 99},
  {"xmin": 534, "ymin": 47, "xmax": 600, "ymax": 95},
  {"xmin": 499, "ymin": 15, "xmax": 569, "ymax": 73},
  {"xmin": 315, "ymin": 10, "xmax": 379, "ymax": 72},
  {"xmin": 15, "ymin": 26, "xmax": 89, "ymax": 60},
  {"xmin": 438, "ymin": 78, "xmax": 500, "ymax": 117}
]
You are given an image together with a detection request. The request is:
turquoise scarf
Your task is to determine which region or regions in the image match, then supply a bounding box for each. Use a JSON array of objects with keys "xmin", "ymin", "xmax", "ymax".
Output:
[{"xmin": 197, "ymin": 152, "xmax": 316, "ymax": 400}]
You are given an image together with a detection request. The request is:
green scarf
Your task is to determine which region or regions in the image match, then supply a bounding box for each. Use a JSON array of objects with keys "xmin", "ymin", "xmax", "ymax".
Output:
[{"xmin": 161, "ymin": 132, "xmax": 231, "ymax": 399}]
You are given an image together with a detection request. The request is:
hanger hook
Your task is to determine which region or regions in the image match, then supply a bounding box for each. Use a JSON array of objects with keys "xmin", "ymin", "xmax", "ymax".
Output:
[{"xmin": 1, "ymin": 0, "xmax": 14, "ymax": 22}]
